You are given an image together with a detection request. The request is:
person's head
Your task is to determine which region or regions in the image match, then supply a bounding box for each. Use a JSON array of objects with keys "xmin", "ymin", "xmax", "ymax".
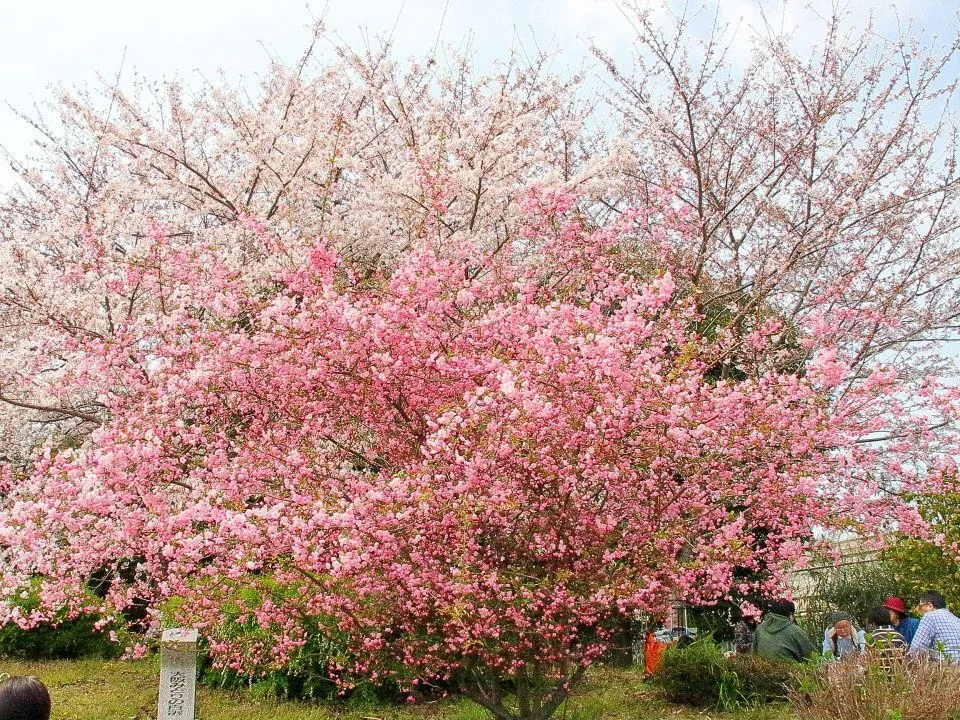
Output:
[
  {"xmin": 0, "ymin": 675, "xmax": 50, "ymax": 720},
  {"xmin": 867, "ymin": 606, "xmax": 893, "ymax": 630},
  {"xmin": 917, "ymin": 590, "xmax": 947, "ymax": 615},
  {"xmin": 833, "ymin": 618, "xmax": 853, "ymax": 639},
  {"xmin": 882, "ymin": 596, "xmax": 908, "ymax": 623},
  {"xmin": 768, "ymin": 599, "xmax": 796, "ymax": 620}
]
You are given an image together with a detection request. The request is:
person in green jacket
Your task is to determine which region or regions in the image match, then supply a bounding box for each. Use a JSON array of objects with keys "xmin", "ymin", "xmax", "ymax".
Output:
[{"xmin": 754, "ymin": 599, "xmax": 817, "ymax": 662}]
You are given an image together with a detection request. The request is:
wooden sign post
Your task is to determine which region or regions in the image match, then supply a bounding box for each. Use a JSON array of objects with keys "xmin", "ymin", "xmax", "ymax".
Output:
[{"xmin": 157, "ymin": 628, "xmax": 198, "ymax": 720}]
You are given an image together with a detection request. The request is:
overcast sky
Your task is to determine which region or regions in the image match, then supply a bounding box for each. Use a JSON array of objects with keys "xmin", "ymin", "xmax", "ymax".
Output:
[{"xmin": 0, "ymin": 0, "xmax": 953, "ymax": 188}]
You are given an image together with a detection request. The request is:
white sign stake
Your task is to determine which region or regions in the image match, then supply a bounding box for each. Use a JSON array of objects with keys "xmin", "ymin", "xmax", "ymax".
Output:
[{"xmin": 157, "ymin": 628, "xmax": 199, "ymax": 720}]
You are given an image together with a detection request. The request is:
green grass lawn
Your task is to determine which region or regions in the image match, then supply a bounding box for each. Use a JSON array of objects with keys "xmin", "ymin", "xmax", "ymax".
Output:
[{"xmin": 0, "ymin": 658, "xmax": 793, "ymax": 720}]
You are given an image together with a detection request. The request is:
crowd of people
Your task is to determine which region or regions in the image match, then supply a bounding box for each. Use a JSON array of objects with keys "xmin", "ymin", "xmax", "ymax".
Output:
[{"xmin": 740, "ymin": 590, "xmax": 960, "ymax": 665}]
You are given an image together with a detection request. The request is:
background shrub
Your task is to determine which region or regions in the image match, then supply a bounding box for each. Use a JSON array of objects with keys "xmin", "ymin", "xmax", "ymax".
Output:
[
  {"xmin": 653, "ymin": 637, "xmax": 726, "ymax": 706},
  {"xmin": 0, "ymin": 614, "xmax": 123, "ymax": 659},
  {"xmin": 193, "ymin": 581, "xmax": 406, "ymax": 702},
  {"xmin": 199, "ymin": 619, "xmax": 400, "ymax": 703},
  {"xmin": 652, "ymin": 637, "xmax": 800, "ymax": 710},
  {"xmin": 0, "ymin": 579, "xmax": 126, "ymax": 660},
  {"xmin": 883, "ymin": 489, "xmax": 960, "ymax": 608},
  {"xmin": 796, "ymin": 560, "xmax": 905, "ymax": 639},
  {"xmin": 720, "ymin": 654, "xmax": 799, "ymax": 708}
]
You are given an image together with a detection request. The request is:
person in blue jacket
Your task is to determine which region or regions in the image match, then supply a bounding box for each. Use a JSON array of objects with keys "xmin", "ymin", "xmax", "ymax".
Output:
[{"xmin": 883, "ymin": 596, "xmax": 920, "ymax": 645}]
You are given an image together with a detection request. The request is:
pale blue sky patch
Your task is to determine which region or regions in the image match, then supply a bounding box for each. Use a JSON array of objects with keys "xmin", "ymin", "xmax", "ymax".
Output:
[{"xmin": 0, "ymin": 0, "xmax": 954, "ymax": 188}]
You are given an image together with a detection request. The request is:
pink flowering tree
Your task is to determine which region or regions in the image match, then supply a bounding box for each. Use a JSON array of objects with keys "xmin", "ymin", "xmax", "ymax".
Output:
[
  {"xmin": 0, "ymin": 9, "xmax": 959, "ymax": 720},
  {"xmin": 0, "ymin": 182, "xmax": 940, "ymax": 719}
]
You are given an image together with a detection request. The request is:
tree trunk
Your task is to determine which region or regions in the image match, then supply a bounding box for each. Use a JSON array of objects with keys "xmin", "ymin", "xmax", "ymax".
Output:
[{"xmin": 465, "ymin": 663, "xmax": 588, "ymax": 720}]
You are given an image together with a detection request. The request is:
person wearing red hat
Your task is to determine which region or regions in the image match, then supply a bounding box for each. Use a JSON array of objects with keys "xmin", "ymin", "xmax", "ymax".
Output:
[{"xmin": 883, "ymin": 596, "xmax": 920, "ymax": 645}]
